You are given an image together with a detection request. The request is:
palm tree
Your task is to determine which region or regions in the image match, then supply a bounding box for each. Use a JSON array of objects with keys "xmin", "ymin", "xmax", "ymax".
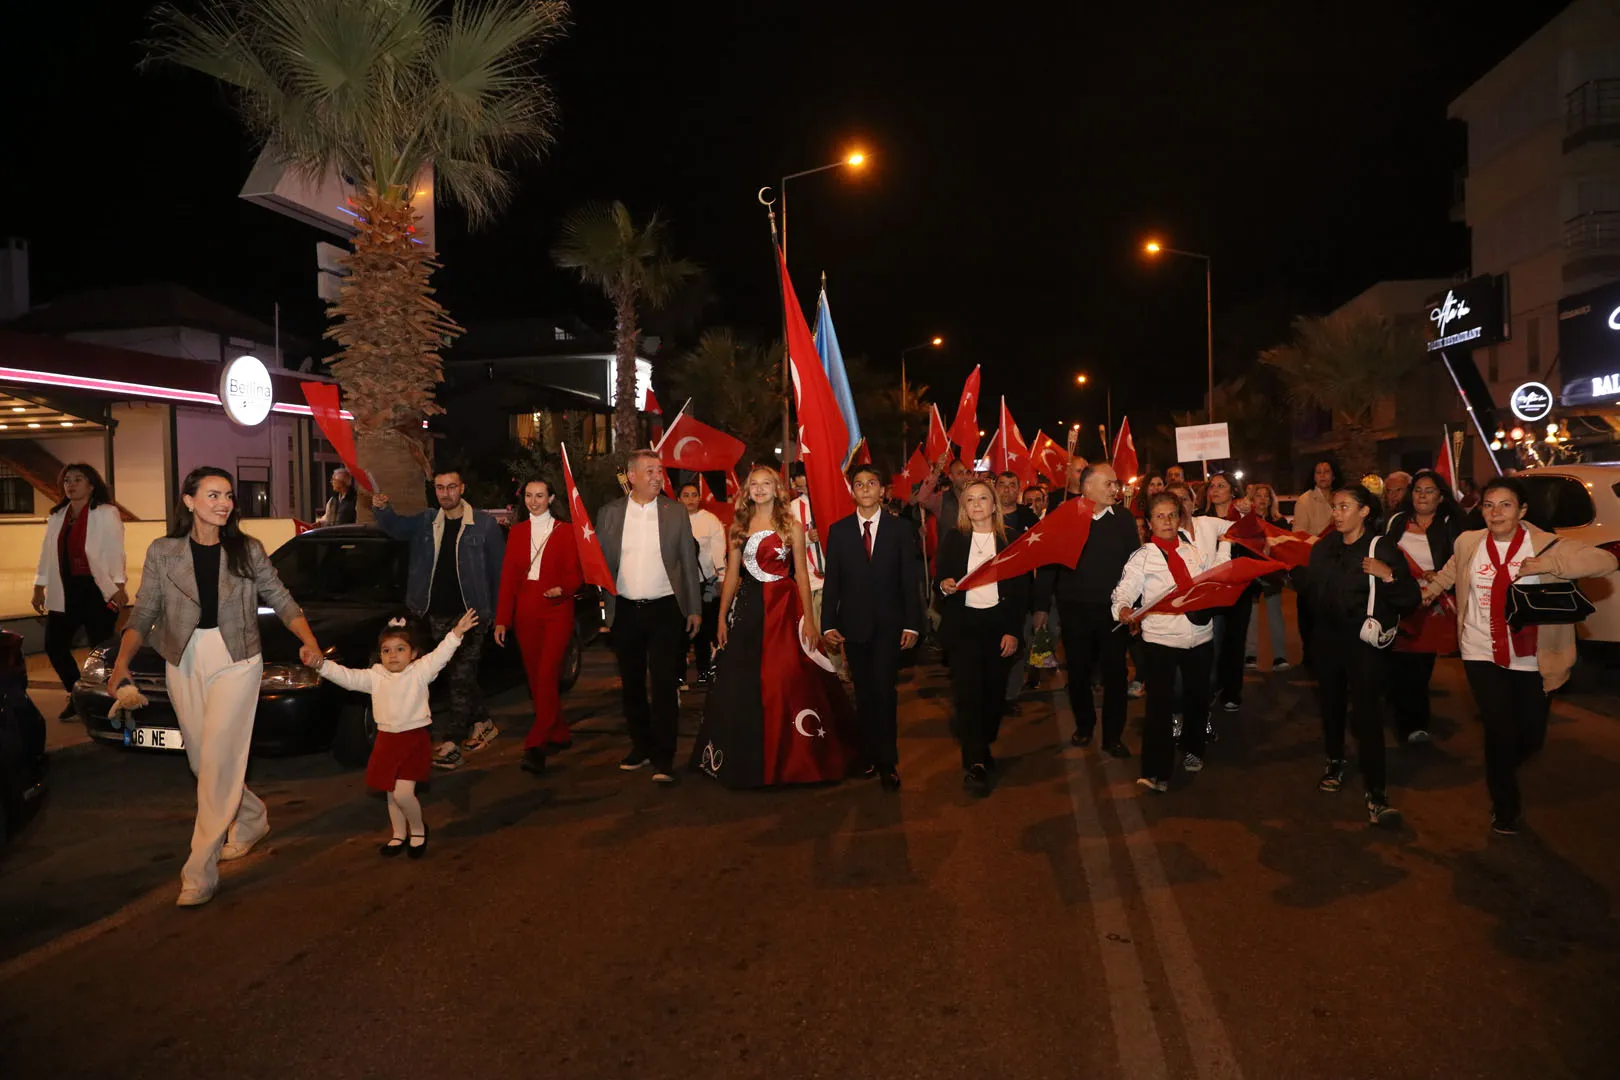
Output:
[
  {"xmin": 667, "ymin": 328, "xmax": 784, "ymax": 470},
  {"xmin": 146, "ymin": 0, "xmax": 568, "ymax": 513},
  {"xmin": 552, "ymin": 201, "xmax": 699, "ymax": 451},
  {"xmin": 1259, "ymin": 311, "xmax": 1425, "ymax": 481}
]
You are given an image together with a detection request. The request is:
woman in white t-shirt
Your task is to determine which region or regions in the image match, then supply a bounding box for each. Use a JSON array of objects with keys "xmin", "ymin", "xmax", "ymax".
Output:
[
  {"xmin": 1113, "ymin": 492, "xmax": 1230, "ymax": 792},
  {"xmin": 1424, "ymin": 477, "xmax": 1617, "ymax": 836},
  {"xmin": 938, "ymin": 481, "xmax": 1031, "ymax": 797}
]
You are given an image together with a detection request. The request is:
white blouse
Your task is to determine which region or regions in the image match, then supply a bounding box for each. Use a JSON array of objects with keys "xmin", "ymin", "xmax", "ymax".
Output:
[
  {"xmin": 964, "ymin": 531, "xmax": 1000, "ymax": 609},
  {"xmin": 527, "ymin": 512, "xmax": 555, "ymax": 580},
  {"xmin": 1111, "ymin": 537, "xmax": 1228, "ymax": 649},
  {"xmin": 1396, "ymin": 526, "xmax": 1434, "ymax": 573}
]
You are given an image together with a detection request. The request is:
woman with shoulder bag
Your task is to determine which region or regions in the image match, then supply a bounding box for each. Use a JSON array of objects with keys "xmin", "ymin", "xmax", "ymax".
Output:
[
  {"xmin": 937, "ymin": 481, "xmax": 1030, "ymax": 797},
  {"xmin": 1301, "ymin": 483, "xmax": 1420, "ymax": 827},
  {"xmin": 1422, "ymin": 476, "xmax": 1617, "ymax": 836},
  {"xmin": 1382, "ymin": 469, "xmax": 1466, "ymax": 744},
  {"xmin": 108, "ymin": 467, "xmax": 322, "ymax": 907}
]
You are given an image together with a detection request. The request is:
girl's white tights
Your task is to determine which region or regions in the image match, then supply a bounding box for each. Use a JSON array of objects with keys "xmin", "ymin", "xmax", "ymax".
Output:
[{"xmin": 386, "ymin": 780, "xmax": 425, "ymax": 844}]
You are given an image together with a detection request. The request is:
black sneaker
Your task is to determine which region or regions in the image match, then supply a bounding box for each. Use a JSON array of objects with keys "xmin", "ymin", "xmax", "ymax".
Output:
[
  {"xmin": 963, "ymin": 764, "xmax": 990, "ymax": 797},
  {"xmin": 1104, "ymin": 742, "xmax": 1132, "ymax": 759},
  {"xmin": 1318, "ymin": 760, "xmax": 1347, "ymax": 793},
  {"xmin": 1366, "ymin": 791, "xmax": 1402, "ymax": 828},
  {"xmin": 619, "ymin": 752, "xmax": 652, "ymax": 771},
  {"xmin": 1205, "ymin": 719, "xmax": 1219, "ymax": 743},
  {"xmin": 1070, "ymin": 731, "xmax": 1093, "ymax": 748},
  {"xmin": 1490, "ymin": 812, "xmax": 1520, "ymax": 836},
  {"xmin": 520, "ymin": 748, "xmax": 547, "ymax": 775}
]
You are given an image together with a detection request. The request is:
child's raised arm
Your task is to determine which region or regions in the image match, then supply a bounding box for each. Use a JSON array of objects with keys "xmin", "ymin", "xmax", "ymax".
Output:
[
  {"xmin": 317, "ymin": 658, "xmax": 376, "ymax": 694},
  {"xmin": 417, "ymin": 609, "xmax": 477, "ymax": 683}
]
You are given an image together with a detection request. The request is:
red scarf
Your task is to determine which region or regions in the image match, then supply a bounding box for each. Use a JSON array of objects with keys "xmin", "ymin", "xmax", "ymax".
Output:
[
  {"xmin": 1485, "ymin": 527, "xmax": 1538, "ymax": 667},
  {"xmin": 1151, "ymin": 535, "xmax": 1192, "ymax": 588}
]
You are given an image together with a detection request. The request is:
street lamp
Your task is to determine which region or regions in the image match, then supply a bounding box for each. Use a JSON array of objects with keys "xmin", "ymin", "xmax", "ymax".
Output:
[
  {"xmin": 1142, "ymin": 238, "xmax": 1215, "ymax": 424},
  {"xmin": 1075, "ymin": 371, "xmax": 1112, "ymax": 449},
  {"xmin": 899, "ymin": 336, "xmax": 944, "ymax": 409}
]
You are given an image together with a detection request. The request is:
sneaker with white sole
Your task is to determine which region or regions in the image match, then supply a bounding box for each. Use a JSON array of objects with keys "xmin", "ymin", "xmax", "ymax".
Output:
[
  {"xmin": 176, "ymin": 885, "xmax": 216, "ymax": 908},
  {"xmin": 1182, "ymin": 753, "xmax": 1204, "ymax": 773},
  {"xmin": 619, "ymin": 752, "xmax": 652, "ymax": 771},
  {"xmin": 220, "ymin": 831, "xmax": 268, "ymax": 862},
  {"xmin": 1272, "ymin": 658, "xmax": 1291, "ymax": 671},
  {"xmin": 1366, "ymin": 791, "xmax": 1402, "ymax": 828},
  {"xmin": 1406, "ymin": 729, "xmax": 1432, "ymax": 744},
  {"xmin": 460, "ymin": 720, "xmax": 499, "ymax": 753},
  {"xmin": 1172, "ymin": 713, "xmax": 1183, "ymax": 738},
  {"xmin": 1135, "ymin": 777, "xmax": 1169, "ymax": 793},
  {"xmin": 1243, "ymin": 656, "xmax": 1258, "ymax": 670},
  {"xmin": 432, "ymin": 741, "xmax": 463, "ymax": 770},
  {"xmin": 651, "ymin": 768, "xmax": 678, "ymax": 785}
]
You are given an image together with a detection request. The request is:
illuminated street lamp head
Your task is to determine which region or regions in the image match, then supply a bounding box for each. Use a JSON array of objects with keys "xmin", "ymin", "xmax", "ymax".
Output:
[
  {"xmin": 1144, "ymin": 240, "xmax": 1163, "ymax": 255},
  {"xmin": 931, "ymin": 336, "xmax": 943, "ymax": 347},
  {"xmin": 1076, "ymin": 374, "xmax": 1088, "ymax": 385},
  {"xmin": 846, "ymin": 151, "xmax": 867, "ymax": 167}
]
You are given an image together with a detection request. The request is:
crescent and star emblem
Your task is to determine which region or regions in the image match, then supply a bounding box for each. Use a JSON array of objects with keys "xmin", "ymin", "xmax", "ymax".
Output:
[
  {"xmin": 673, "ymin": 435, "xmax": 704, "ymax": 461},
  {"xmin": 793, "ymin": 709, "xmax": 826, "ymax": 738}
]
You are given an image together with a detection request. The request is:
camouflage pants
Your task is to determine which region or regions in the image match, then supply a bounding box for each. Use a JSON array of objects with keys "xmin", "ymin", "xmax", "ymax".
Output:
[{"xmin": 427, "ymin": 613, "xmax": 487, "ymax": 744}]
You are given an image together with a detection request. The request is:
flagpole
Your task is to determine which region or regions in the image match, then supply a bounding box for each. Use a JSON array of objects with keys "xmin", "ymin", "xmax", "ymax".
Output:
[
  {"xmin": 653, "ymin": 397, "xmax": 690, "ymax": 455},
  {"xmin": 760, "ymin": 186, "xmax": 792, "ymax": 469}
]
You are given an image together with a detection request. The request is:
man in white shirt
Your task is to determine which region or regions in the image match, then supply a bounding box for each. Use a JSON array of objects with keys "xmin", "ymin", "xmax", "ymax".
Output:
[
  {"xmin": 594, "ymin": 450, "xmax": 704, "ymax": 783},
  {"xmin": 680, "ymin": 481, "xmax": 727, "ymax": 686}
]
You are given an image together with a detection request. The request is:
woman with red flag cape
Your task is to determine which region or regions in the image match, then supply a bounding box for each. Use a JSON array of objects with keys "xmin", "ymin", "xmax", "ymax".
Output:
[{"xmin": 690, "ymin": 468, "xmax": 858, "ymax": 788}]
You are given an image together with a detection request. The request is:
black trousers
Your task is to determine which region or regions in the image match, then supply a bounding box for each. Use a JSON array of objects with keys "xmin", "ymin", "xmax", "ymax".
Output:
[
  {"xmin": 428, "ymin": 612, "xmax": 487, "ymax": 744},
  {"xmin": 1463, "ymin": 660, "xmax": 1550, "ymax": 823},
  {"xmin": 1315, "ymin": 628, "xmax": 1390, "ymax": 793},
  {"xmin": 946, "ymin": 609, "xmax": 1016, "ymax": 770},
  {"xmin": 1386, "ymin": 650, "xmax": 1438, "ymax": 739},
  {"xmin": 1058, "ymin": 601, "xmax": 1128, "ymax": 745},
  {"xmin": 1140, "ymin": 640, "xmax": 1212, "ymax": 782},
  {"xmin": 690, "ymin": 594, "xmax": 720, "ymax": 680},
  {"xmin": 1295, "ymin": 584, "xmax": 1317, "ymax": 671},
  {"xmin": 611, "ymin": 596, "xmax": 687, "ymax": 769},
  {"xmin": 847, "ymin": 628, "xmax": 903, "ymax": 768},
  {"xmin": 1213, "ymin": 587, "xmax": 1254, "ymax": 706},
  {"xmin": 45, "ymin": 575, "xmax": 119, "ymax": 693}
]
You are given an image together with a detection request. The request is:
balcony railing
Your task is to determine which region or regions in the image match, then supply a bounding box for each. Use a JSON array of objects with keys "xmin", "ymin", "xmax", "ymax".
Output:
[
  {"xmin": 1565, "ymin": 79, "xmax": 1620, "ymax": 150},
  {"xmin": 1564, "ymin": 210, "xmax": 1620, "ymax": 257}
]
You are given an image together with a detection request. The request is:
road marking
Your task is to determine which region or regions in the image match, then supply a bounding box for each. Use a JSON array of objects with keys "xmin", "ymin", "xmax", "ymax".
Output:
[{"xmin": 1053, "ymin": 692, "xmax": 1244, "ymax": 1080}]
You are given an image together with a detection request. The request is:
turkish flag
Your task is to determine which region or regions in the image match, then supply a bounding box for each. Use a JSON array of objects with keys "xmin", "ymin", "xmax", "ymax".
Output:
[
  {"xmin": 1111, "ymin": 416, "xmax": 1139, "ymax": 483},
  {"xmin": 902, "ymin": 445, "xmax": 930, "ymax": 489},
  {"xmin": 656, "ymin": 403, "xmax": 746, "ymax": 473},
  {"xmin": 1030, "ymin": 429, "xmax": 1070, "ymax": 486},
  {"xmin": 849, "ymin": 438, "xmax": 871, "ymax": 466},
  {"xmin": 1226, "ymin": 516, "xmax": 1318, "ymax": 570},
  {"xmin": 1435, "ymin": 426, "xmax": 1461, "ymax": 499},
  {"xmin": 957, "ymin": 494, "xmax": 1098, "ymax": 591},
  {"xmin": 559, "ymin": 444, "xmax": 616, "ymax": 596},
  {"xmin": 725, "ymin": 470, "xmax": 740, "ymax": 501},
  {"xmin": 300, "ymin": 382, "xmax": 373, "ymax": 493},
  {"xmin": 947, "ymin": 365, "xmax": 982, "ymax": 452},
  {"xmin": 697, "ymin": 474, "xmax": 734, "ymax": 525},
  {"xmin": 926, "ymin": 403, "xmax": 952, "ymax": 466},
  {"xmin": 988, "ymin": 397, "xmax": 1036, "ymax": 484},
  {"xmin": 644, "ymin": 388, "xmax": 664, "ymax": 444},
  {"xmin": 1129, "ymin": 557, "xmax": 1287, "ymax": 622},
  {"xmin": 776, "ymin": 244, "xmax": 855, "ymax": 527}
]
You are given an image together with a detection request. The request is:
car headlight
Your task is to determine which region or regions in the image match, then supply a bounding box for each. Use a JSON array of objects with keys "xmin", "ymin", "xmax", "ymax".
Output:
[
  {"xmin": 261, "ymin": 663, "xmax": 321, "ymax": 691},
  {"xmin": 80, "ymin": 647, "xmax": 111, "ymax": 685}
]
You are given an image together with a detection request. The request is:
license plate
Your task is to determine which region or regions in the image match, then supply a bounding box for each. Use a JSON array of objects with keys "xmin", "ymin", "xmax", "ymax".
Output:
[{"xmin": 127, "ymin": 726, "xmax": 185, "ymax": 750}]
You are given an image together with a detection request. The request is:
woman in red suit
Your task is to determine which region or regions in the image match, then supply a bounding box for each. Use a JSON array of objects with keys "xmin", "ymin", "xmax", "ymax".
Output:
[{"xmin": 495, "ymin": 478, "xmax": 583, "ymax": 775}]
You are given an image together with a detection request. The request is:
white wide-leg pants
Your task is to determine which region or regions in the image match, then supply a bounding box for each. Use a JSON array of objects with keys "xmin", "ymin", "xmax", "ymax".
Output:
[{"xmin": 166, "ymin": 628, "xmax": 265, "ymax": 892}]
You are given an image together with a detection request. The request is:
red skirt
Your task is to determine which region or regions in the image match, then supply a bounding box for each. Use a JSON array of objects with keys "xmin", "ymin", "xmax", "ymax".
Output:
[{"xmin": 366, "ymin": 728, "xmax": 432, "ymax": 791}]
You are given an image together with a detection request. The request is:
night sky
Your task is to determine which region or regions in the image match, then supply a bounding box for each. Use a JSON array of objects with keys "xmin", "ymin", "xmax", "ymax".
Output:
[{"xmin": 1, "ymin": 0, "xmax": 1575, "ymax": 458}]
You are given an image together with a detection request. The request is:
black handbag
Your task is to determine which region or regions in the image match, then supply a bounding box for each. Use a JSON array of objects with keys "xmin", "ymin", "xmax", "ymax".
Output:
[{"xmin": 1504, "ymin": 538, "xmax": 1596, "ymax": 630}]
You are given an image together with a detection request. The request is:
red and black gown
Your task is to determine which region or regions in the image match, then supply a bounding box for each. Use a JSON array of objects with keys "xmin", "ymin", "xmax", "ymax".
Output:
[{"xmin": 690, "ymin": 530, "xmax": 858, "ymax": 788}]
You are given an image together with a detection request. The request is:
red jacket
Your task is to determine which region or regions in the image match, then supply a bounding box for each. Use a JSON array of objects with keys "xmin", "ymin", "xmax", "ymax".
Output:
[{"xmin": 496, "ymin": 518, "xmax": 584, "ymax": 626}]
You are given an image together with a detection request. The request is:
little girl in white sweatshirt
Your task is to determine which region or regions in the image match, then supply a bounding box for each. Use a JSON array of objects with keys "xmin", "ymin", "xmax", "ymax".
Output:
[{"xmin": 317, "ymin": 609, "xmax": 477, "ymax": 857}]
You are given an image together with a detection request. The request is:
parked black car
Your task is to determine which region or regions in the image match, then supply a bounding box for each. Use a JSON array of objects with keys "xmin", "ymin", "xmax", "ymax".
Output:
[
  {"xmin": 73, "ymin": 526, "xmax": 603, "ymax": 766},
  {"xmin": 0, "ymin": 629, "xmax": 47, "ymax": 842}
]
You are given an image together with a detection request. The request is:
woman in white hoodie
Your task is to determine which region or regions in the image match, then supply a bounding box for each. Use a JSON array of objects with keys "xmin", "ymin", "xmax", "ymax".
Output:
[
  {"xmin": 32, "ymin": 463, "xmax": 126, "ymax": 716},
  {"xmin": 1114, "ymin": 493, "xmax": 1230, "ymax": 792}
]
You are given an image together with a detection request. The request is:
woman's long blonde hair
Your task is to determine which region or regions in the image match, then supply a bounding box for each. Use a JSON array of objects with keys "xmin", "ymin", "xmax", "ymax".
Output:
[
  {"xmin": 1248, "ymin": 482, "xmax": 1279, "ymax": 522},
  {"xmin": 729, "ymin": 466, "xmax": 795, "ymax": 548},
  {"xmin": 955, "ymin": 480, "xmax": 1006, "ymax": 541}
]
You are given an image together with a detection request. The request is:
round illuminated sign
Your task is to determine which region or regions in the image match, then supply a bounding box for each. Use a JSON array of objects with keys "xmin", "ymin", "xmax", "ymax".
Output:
[
  {"xmin": 1509, "ymin": 381, "xmax": 1554, "ymax": 423},
  {"xmin": 220, "ymin": 355, "xmax": 274, "ymax": 426}
]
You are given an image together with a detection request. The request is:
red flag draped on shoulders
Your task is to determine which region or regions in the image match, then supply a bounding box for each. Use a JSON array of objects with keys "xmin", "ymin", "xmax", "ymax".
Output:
[
  {"xmin": 776, "ymin": 244, "xmax": 855, "ymax": 527},
  {"xmin": 1129, "ymin": 558, "xmax": 1287, "ymax": 622},
  {"xmin": 957, "ymin": 494, "xmax": 1097, "ymax": 591},
  {"xmin": 560, "ymin": 444, "xmax": 617, "ymax": 595}
]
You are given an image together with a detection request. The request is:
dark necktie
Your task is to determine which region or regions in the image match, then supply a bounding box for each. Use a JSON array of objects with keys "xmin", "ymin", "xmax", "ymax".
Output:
[{"xmin": 863, "ymin": 519, "xmax": 874, "ymax": 560}]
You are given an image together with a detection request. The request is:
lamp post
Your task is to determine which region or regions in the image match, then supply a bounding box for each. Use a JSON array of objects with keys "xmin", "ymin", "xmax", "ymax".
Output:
[
  {"xmin": 900, "ymin": 336, "xmax": 944, "ymax": 410},
  {"xmin": 1143, "ymin": 240, "xmax": 1215, "ymax": 423},
  {"xmin": 772, "ymin": 150, "xmax": 868, "ymax": 460},
  {"xmin": 1075, "ymin": 372, "xmax": 1111, "ymax": 452}
]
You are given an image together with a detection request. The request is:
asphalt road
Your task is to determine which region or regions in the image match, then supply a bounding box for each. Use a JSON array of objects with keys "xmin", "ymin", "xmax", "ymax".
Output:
[{"xmin": 3, "ymin": 633, "xmax": 1620, "ymax": 1079}]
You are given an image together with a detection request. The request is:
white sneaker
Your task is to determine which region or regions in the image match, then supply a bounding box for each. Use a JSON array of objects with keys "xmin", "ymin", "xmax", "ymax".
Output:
[
  {"xmin": 176, "ymin": 885, "xmax": 216, "ymax": 908},
  {"xmin": 1172, "ymin": 713, "xmax": 1183, "ymax": 738},
  {"xmin": 432, "ymin": 741, "xmax": 463, "ymax": 770},
  {"xmin": 1182, "ymin": 753, "xmax": 1204, "ymax": 773},
  {"xmin": 1127, "ymin": 680, "xmax": 1145, "ymax": 699},
  {"xmin": 220, "ymin": 830, "xmax": 268, "ymax": 862},
  {"xmin": 1273, "ymin": 659, "xmax": 1292, "ymax": 672},
  {"xmin": 461, "ymin": 720, "xmax": 499, "ymax": 752},
  {"xmin": 1135, "ymin": 777, "xmax": 1168, "ymax": 793}
]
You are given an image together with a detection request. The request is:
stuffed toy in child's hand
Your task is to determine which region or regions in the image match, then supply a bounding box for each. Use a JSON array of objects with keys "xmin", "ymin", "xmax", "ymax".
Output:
[{"xmin": 107, "ymin": 680, "xmax": 150, "ymax": 728}]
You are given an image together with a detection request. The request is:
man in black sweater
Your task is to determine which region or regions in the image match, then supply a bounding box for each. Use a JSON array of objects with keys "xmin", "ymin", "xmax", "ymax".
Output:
[{"xmin": 1034, "ymin": 463, "xmax": 1140, "ymax": 754}]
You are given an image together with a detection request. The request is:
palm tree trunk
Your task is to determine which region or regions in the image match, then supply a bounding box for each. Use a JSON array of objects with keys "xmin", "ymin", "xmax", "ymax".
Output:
[
  {"xmin": 612, "ymin": 292, "xmax": 641, "ymax": 451},
  {"xmin": 355, "ymin": 428, "xmax": 433, "ymax": 521}
]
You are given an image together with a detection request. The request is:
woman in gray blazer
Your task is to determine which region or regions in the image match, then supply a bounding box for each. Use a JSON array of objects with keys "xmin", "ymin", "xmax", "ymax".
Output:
[{"xmin": 109, "ymin": 467, "xmax": 322, "ymax": 907}]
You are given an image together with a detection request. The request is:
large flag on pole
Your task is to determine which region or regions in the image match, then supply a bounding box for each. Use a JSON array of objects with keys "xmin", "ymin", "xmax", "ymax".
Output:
[
  {"xmin": 644, "ymin": 388, "xmax": 665, "ymax": 445},
  {"xmin": 1111, "ymin": 416, "xmax": 1139, "ymax": 483},
  {"xmin": 947, "ymin": 365, "xmax": 982, "ymax": 453},
  {"xmin": 1434, "ymin": 425, "xmax": 1461, "ymax": 499},
  {"xmin": 989, "ymin": 397, "xmax": 1035, "ymax": 484},
  {"xmin": 926, "ymin": 403, "xmax": 952, "ymax": 466},
  {"xmin": 655, "ymin": 399, "xmax": 747, "ymax": 474},
  {"xmin": 300, "ymin": 382, "xmax": 373, "ymax": 492},
  {"xmin": 814, "ymin": 284, "xmax": 862, "ymax": 460},
  {"xmin": 1127, "ymin": 558, "xmax": 1286, "ymax": 623},
  {"xmin": 956, "ymin": 494, "xmax": 1098, "ymax": 591},
  {"xmin": 1030, "ymin": 429, "xmax": 1070, "ymax": 487},
  {"xmin": 776, "ymin": 245, "xmax": 855, "ymax": 527},
  {"xmin": 559, "ymin": 444, "xmax": 616, "ymax": 595}
]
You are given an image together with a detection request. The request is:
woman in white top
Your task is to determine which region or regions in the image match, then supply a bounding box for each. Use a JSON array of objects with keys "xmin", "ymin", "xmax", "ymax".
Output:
[
  {"xmin": 318, "ymin": 608, "xmax": 478, "ymax": 857},
  {"xmin": 937, "ymin": 481, "xmax": 1031, "ymax": 797},
  {"xmin": 32, "ymin": 463, "xmax": 127, "ymax": 714},
  {"xmin": 1422, "ymin": 476, "xmax": 1617, "ymax": 835},
  {"xmin": 1113, "ymin": 493, "xmax": 1229, "ymax": 791}
]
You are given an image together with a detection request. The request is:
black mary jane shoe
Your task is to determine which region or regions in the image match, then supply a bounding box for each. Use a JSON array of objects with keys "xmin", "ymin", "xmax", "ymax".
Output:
[
  {"xmin": 379, "ymin": 837, "xmax": 407, "ymax": 858},
  {"xmin": 520, "ymin": 747, "xmax": 548, "ymax": 775},
  {"xmin": 406, "ymin": 823, "xmax": 430, "ymax": 860}
]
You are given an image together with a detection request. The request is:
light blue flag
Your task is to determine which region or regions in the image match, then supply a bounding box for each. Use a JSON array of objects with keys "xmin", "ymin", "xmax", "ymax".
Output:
[{"xmin": 814, "ymin": 285, "xmax": 862, "ymax": 460}]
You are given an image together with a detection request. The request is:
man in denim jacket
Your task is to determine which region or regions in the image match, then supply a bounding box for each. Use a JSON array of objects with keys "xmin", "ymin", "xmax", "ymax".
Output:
[{"xmin": 373, "ymin": 469, "xmax": 505, "ymax": 769}]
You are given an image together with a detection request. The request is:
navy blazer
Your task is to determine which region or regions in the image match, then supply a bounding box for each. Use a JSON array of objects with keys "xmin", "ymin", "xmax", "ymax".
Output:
[{"xmin": 820, "ymin": 510, "xmax": 925, "ymax": 643}]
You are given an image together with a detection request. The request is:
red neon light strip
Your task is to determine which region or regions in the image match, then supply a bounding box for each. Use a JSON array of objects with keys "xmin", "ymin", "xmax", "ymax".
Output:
[{"xmin": 0, "ymin": 366, "xmax": 353, "ymax": 420}]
